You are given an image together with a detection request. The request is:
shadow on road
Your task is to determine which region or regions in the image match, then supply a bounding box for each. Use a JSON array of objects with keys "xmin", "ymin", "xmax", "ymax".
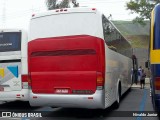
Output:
[
  {"xmin": 0, "ymin": 101, "xmax": 39, "ymax": 111},
  {"xmin": 42, "ymin": 88, "xmax": 133, "ymax": 119},
  {"xmin": 0, "ymin": 88, "xmax": 137, "ymax": 119}
]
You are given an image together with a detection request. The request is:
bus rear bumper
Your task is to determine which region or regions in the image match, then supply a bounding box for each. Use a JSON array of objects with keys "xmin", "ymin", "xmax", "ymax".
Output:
[
  {"xmin": 29, "ymin": 90, "xmax": 105, "ymax": 109},
  {"xmin": 0, "ymin": 89, "xmax": 29, "ymax": 102}
]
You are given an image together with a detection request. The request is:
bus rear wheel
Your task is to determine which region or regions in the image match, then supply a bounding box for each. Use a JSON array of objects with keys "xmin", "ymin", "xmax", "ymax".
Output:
[{"xmin": 114, "ymin": 83, "xmax": 121, "ymax": 109}]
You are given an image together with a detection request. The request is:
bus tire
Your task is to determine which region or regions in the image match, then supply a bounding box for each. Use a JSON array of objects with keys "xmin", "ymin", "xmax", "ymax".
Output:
[
  {"xmin": 151, "ymin": 92, "xmax": 157, "ymax": 111},
  {"xmin": 114, "ymin": 82, "xmax": 121, "ymax": 109},
  {"xmin": 51, "ymin": 106, "xmax": 58, "ymax": 108},
  {"xmin": 128, "ymin": 87, "xmax": 131, "ymax": 92}
]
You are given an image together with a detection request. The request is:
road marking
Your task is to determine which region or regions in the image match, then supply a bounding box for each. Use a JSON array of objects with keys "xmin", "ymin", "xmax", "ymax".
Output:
[{"xmin": 136, "ymin": 89, "xmax": 147, "ymax": 120}]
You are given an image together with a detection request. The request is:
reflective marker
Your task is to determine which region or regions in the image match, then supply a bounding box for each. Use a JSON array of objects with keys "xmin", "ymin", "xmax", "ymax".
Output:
[
  {"xmin": 33, "ymin": 96, "xmax": 37, "ymax": 99},
  {"xmin": 88, "ymin": 97, "xmax": 93, "ymax": 99}
]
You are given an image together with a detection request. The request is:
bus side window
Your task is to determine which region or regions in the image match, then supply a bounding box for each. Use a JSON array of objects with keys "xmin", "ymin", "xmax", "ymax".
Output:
[
  {"xmin": 102, "ymin": 15, "xmax": 117, "ymax": 52},
  {"xmin": 102, "ymin": 14, "xmax": 132, "ymax": 57}
]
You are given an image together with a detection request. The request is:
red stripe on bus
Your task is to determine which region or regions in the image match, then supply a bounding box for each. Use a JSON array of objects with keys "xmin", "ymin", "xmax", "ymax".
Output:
[{"xmin": 28, "ymin": 35, "xmax": 105, "ymax": 94}]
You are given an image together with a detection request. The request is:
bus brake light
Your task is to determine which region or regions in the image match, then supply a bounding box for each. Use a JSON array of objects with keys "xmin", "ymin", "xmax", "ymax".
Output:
[
  {"xmin": 28, "ymin": 73, "xmax": 31, "ymax": 86},
  {"xmin": 96, "ymin": 72, "xmax": 104, "ymax": 89},
  {"xmin": 28, "ymin": 78, "xmax": 31, "ymax": 86},
  {"xmin": 21, "ymin": 75, "xmax": 28, "ymax": 82}
]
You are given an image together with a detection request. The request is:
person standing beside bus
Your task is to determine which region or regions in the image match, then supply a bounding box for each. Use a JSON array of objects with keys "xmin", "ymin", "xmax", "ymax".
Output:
[
  {"xmin": 140, "ymin": 69, "xmax": 146, "ymax": 89},
  {"xmin": 138, "ymin": 66, "xmax": 142, "ymax": 84}
]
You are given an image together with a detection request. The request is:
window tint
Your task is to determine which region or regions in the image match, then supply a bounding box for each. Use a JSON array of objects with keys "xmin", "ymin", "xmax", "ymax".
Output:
[
  {"xmin": 0, "ymin": 32, "xmax": 21, "ymax": 52},
  {"xmin": 102, "ymin": 15, "xmax": 132, "ymax": 58}
]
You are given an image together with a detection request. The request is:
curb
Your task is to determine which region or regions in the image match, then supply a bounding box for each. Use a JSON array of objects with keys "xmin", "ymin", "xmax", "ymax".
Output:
[{"xmin": 132, "ymin": 83, "xmax": 150, "ymax": 88}]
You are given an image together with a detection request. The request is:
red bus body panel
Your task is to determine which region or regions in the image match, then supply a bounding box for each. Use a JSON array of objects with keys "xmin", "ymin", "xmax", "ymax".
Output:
[{"xmin": 28, "ymin": 35, "xmax": 105, "ymax": 94}]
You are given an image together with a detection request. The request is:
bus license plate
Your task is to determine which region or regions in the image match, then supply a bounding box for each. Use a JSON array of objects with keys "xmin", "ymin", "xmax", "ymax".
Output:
[{"xmin": 55, "ymin": 89, "xmax": 69, "ymax": 94}]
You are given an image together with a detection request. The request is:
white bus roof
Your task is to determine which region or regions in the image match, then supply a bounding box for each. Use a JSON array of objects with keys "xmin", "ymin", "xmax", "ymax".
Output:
[
  {"xmin": 0, "ymin": 29, "xmax": 25, "ymax": 33},
  {"xmin": 31, "ymin": 7, "xmax": 101, "ymax": 19}
]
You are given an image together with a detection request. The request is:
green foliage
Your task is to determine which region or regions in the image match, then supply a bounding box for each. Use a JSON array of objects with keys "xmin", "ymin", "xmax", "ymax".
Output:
[
  {"xmin": 112, "ymin": 20, "xmax": 150, "ymax": 36},
  {"xmin": 125, "ymin": 35, "xmax": 149, "ymax": 48},
  {"xmin": 46, "ymin": 0, "xmax": 79, "ymax": 10},
  {"xmin": 113, "ymin": 20, "xmax": 150, "ymax": 48},
  {"xmin": 126, "ymin": 0, "xmax": 156, "ymax": 25},
  {"xmin": 46, "ymin": 0, "xmax": 69, "ymax": 10},
  {"xmin": 46, "ymin": 0, "xmax": 57, "ymax": 10}
]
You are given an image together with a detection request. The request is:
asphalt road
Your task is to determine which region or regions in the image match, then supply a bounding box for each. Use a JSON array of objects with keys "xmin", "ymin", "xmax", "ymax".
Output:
[{"xmin": 0, "ymin": 84, "xmax": 159, "ymax": 120}]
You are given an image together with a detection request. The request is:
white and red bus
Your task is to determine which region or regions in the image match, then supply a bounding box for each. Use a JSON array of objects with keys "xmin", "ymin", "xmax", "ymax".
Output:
[
  {"xmin": 28, "ymin": 8, "xmax": 133, "ymax": 109},
  {"xmin": 0, "ymin": 29, "xmax": 28, "ymax": 102}
]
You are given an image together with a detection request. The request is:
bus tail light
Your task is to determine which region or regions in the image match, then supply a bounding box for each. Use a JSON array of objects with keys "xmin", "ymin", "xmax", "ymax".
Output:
[
  {"xmin": 28, "ymin": 73, "xmax": 31, "ymax": 87},
  {"xmin": 16, "ymin": 94, "xmax": 20, "ymax": 96},
  {"xmin": 21, "ymin": 75, "xmax": 28, "ymax": 82},
  {"xmin": 155, "ymin": 77, "xmax": 160, "ymax": 90},
  {"xmin": 21, "ymin": 74, "xmax": 28, "ymax": 89},
  {"xmin": 96, "ymin": 72, "xmax": 104, "ymax": 90},
  {"xmin": 33, "ymin": 96, "xmax": 37, "ymax": 99}
]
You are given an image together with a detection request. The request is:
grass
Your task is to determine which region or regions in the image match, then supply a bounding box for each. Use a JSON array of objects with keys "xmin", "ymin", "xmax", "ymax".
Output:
[
  {"xmin": 125, "ymin": 35, "xmax": 149, "ymax": 48},
  {"xmin": 112, "ymin": 20, "xmax": 150, "ymax": 36}
]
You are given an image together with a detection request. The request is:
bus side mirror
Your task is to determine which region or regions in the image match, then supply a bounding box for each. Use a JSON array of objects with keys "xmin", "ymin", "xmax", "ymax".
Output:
[{"xmin": 145, "ymin": 60, "xmax": 150, "ymax": 69}]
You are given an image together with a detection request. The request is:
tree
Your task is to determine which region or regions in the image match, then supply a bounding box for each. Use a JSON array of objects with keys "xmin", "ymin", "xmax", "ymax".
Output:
[
  {"xmin": 46, "ymin": 0, "xmax": 79, "ymax": 10},
  {"xmin": 58, "ymin": 0, "xmax": 70, "ymax": 9},
  {"xmin": 46, "ymin": 0, "xmax": 57, "ymax": 10},
  {"xmin": 72, "ymin": 0, "xmax": 79, "ymax": 7},
  {"xmin": 126, "ymin": 0, "xmax": 156, "ymax": 25}
]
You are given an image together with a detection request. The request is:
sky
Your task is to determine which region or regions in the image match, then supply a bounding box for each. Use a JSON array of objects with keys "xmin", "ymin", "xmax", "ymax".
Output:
[{"xmin": 0, "ymin": 0, "xmax": 137, "ymax": 30}]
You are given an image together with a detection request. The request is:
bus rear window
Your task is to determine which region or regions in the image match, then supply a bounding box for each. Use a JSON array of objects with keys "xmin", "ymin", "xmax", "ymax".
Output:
[{"xmin": 0, "ymin": 32, "xmax": 21, "ymax": 52}]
